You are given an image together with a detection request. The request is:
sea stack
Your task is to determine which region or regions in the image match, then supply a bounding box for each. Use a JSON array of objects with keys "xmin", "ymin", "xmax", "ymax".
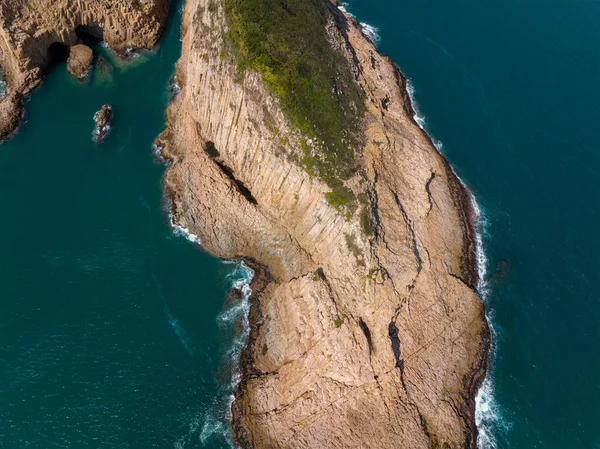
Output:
[
  {"xmin": 93, "ymin": 104, "xmax": 113, "ymax": 144},
  {"xmin": 67, "ymin": 44, "xmax": 93, "ymax": 79}
]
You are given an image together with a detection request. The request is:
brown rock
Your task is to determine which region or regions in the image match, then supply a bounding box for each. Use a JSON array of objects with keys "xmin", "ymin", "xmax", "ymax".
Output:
[
  {"xmin": 93, "ymin": 104, "xmax": 113, "ymax": 144},
  {"xmin": 159, "ymin": 0, "xmax": 490, "ymax": 448},
  {"xmin": 67, "ymin": 44, "xmax": 93, "ymax": 79}
]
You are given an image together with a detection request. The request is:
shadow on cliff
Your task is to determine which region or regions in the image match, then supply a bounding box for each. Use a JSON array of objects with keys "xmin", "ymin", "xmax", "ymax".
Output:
[{"xmin": 46, "ymin": 42, "xmax": 69, "ymax": 74}]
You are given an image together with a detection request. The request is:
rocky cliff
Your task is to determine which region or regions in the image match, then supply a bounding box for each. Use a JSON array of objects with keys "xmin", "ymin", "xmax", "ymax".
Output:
[
  {"xmin": 0, "ymin": 0, "xmax": 171, "ymax": 140},
  {"xmin": 160, "ymin": 0, "xmax": 490, "ymax": 447}
]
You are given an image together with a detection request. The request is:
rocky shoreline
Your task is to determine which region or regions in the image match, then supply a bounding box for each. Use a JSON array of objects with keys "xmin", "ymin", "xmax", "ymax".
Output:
[
  {"xmin": 160, "ymin": 0, "xmax": 490, "ymax": 446},
  {"xmin": 0, "ymin": 0, "xmax": 490, "ymax": 446},
  {"xmin": 0, "ymin": 0, "xmax": 172, "ymax": 142},
  {"xmin": 228, "ymin": 57, "xmax": 490, "ymax": 449}
]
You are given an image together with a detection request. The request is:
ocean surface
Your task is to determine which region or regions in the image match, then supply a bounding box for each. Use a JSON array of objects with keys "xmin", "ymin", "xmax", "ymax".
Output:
[
  {"xmin": 343, "ymin": 0, "xmax": 600, "ymax": 447},
  {"xmin": 0, "ymin": 3, "xmax": 253, "ymax": 448},
  {"xmin": 2, "ymin": 0, "xmax": 598, "ymax": 447}
]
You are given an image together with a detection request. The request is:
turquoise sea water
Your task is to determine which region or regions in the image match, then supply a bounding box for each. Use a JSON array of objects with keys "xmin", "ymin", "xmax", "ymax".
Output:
[
  {"xmin": 3, "ymin": 0, "xmax": 598, "ymax": 448},
  {"xmin": 0, "ymin": 4, "xmax": 252, "ymax": 448},
  {"xmin": 344, "ymin": 0, "xmax": 600, "ymax": 447}
]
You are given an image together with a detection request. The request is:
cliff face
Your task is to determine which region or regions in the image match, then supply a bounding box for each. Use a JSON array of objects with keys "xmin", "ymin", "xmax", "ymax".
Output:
[
  {"xmin": 0, "ymin": 0, "xmax": 171, "ymax": 140},
  {"xmin": 161, "ymin": 0, "xmax": 489, "ymax": 447}
]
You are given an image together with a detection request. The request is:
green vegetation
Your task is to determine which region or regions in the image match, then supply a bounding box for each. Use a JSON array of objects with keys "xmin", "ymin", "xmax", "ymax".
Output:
[
  {"xmin": 324, "ymin": 184, "xmax": 355, "ymax": 211},
  {"xmin": 223, "ymin": 0, "xmax": 366, "ymax": 208},
  {"xmin": 334, "ymin": 317, "xmax": 344, "ymax": 328},
  {"xmin": 360, "ymin": 207, "xmax": 374, "ymax": 236},
  {"xmin": 345, "ymin": 233, "xmax": 365, "ymax": 267}
]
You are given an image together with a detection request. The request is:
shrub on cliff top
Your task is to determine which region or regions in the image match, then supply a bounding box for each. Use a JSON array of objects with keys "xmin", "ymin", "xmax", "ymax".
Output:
[{"xmin": 224, "ymin": 0, "xmax": 366, "ymax": 191}]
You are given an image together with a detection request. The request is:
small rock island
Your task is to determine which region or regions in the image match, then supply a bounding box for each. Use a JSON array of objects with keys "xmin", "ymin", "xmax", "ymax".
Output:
[
  {"xmin": 93, "ymin": 104, "xmax": 113, "ymax": 144},
  {"xmin": 67, "ymin": 44, "xmax": 93, "ymax": 79}
]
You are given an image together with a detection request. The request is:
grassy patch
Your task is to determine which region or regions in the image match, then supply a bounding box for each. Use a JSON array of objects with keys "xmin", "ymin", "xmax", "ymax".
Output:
[
  {"xmin": 223, "ymin": 0, "xmax": 365, "ymax": 199},
  {"xmin": 345, "ymin": 233, "xmax": 365, "ymax": 267},
  {"xmin": 360, "ymin": 207, "xmax": 374, "ymax": 236},
  {"xmin": 334, "ymin": 317, "xmax": 344, "ymax": 328}
]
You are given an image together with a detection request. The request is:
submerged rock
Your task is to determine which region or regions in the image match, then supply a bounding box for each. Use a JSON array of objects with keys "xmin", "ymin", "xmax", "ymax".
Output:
[
  {"xmin": 93, "ymin": 104, "xmax": 113, "ymax": 144},
  {"xmin": 67, "ymin": 44, "xmax": 93, "ymax": 79}
]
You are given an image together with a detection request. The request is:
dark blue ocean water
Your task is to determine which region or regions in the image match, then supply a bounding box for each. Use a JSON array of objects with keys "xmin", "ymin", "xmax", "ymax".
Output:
[{"xmin": 343, "ymin": 0, "xmax": 600, "ymax": 447}]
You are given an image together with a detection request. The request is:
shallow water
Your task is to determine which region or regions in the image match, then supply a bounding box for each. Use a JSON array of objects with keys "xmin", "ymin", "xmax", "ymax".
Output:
[
  {"xmin": 0, "ymin": 4, "xmax": 247, "ymax": 448},
  {"xmin": 344, "ymin": 0, "xmax": 600, "ymax": 447}
]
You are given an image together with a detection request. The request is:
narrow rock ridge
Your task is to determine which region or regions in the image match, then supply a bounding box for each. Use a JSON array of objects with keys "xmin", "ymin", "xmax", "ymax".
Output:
[
  {"xmin": 0, "ymin": 0, "xmax": 172, "ymax": 141},
  {"xmin": 160, "ymin": 0, "xmax": 490, "ymax": 447}
]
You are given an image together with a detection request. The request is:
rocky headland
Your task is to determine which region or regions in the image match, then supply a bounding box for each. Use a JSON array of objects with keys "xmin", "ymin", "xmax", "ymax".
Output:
[
  {"xmin": 0, "ymin": 0, "xmax": 171, "ymax": 141},
  {"xmin": 158, "ymin": 0, "xmax": 490, "ymax": 447},
  {"xmin": 0, "ymin": 0, "xmax": 490, "ymax": 447}
]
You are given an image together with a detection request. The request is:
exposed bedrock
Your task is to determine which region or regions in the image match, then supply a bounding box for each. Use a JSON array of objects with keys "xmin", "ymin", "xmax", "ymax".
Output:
[
  {"xmin": 67, "ymin": 44, "xmax": 93, "ymax": 79},
  {"xmin": 159, "ymin": 0, "xmax": 490, "ymax": 447}
]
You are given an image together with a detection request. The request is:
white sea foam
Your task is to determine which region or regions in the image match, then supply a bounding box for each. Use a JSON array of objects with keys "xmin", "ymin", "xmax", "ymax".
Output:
[
  {"xmin": 337, "ymin": 3, "xmax": 356, "ymax": 19},
  {"xmin": 170, "ymin": 214, "xmax": 201, "ymax": 245},
  {"xmin": 168, "ymin": 75, "xmax": 181, "ymax": 99},
  {"xmin": 199, "ymin": 416, "xmax": 227, "ymax": 444},
  {"xmin": 221, "ymin": 261, "xmax": 254, "ymax": 382},
  {"xmin": 406, "ymin": 78, "xmax": 427, "ymax": 128},
  {"xmin": 191, "ymin": 261, "xmax": 254, "ymax": 447},
  {"xmin": 338, "ymin": 3, "xmax": 380, "ymax": 45},
  {"xmin": 468, "ymin": 194, "xmax": 498, "ymax": 449},
  {"xmin": 360, "ymin": 23, "xmax": 381, "ymax": 44}
]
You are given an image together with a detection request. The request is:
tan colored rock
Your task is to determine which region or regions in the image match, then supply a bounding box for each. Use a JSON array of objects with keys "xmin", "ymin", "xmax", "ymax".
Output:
[
  {"xmin": 159, "ymin": 0, "xmax": 490, "ymax": 448},
  {"xmin": 67, "ymin": 44, "xmax": 93, "ymax": 79},
  {"xmin": 0, "ymin": 0, "xmax": 171, "ymax": 141}
]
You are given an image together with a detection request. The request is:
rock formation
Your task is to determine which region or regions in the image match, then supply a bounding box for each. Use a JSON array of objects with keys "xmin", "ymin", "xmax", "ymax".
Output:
[
  {"xmin": 0, "ymin": 0, "xmax": 489, "ymax": 446},
  {"xmin": 93, "ymin": 104, "xmax": 113, "ymax": 144},
  {"xmin": 67, "ymin": 44, "xmax": 93, "ymax": 79},
  {"xmin": 158, "ymin": 0, "xmax": 490, "ymax": 447},
  {"xmin": 0, "ymin": 0, "xmax": 171, "ymax": 141}
]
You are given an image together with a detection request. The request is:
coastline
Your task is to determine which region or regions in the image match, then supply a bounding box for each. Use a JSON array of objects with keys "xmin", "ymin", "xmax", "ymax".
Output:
[
  {"xmin": 159, "ymin": 0, "xmax": 491, "ymax": 445},
  {"xmin": 403, "ymin": 58, "xmax": 493, "ymax": 449},
  {"xmin": 401, "ymin": 56, "xmax": 494, "ymax": 448},
  {"xmin": 347, "ymin": 9, "xmax": 492, "ymax": 445},
  {"xmin": 0, "ymin": 0, "xmax": 173, "ymax": 143}
]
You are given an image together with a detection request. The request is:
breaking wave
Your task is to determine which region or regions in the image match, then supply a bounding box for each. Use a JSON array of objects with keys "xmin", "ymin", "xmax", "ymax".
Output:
[
  {"xmin": 338, "ymin": 3, "xmax": 381, "ymax": 45},
  {"xmin": 178, "ymin": 260, "xmax": 253, "ymax": 448},
  {"xmin": 219, "ymin": 260, "xmax": 254, "ymax": 393},
  {"xmin": 169, "ymin": 214, "xmax": 201, "ymax": 245},
  {"xmin": 360, "ymin": 23, "xmax": 381, "ymax": 44}
]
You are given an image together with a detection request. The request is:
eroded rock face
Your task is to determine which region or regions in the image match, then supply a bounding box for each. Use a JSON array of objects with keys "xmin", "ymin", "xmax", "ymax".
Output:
[
  {"xmin": 67, "ymin": 44, "xmax": 93, "ymax": 79},
  {"xmin": 0, "ymin": 0, "xmax": 171, "ymax": 141},
  {"xmin": 159, "ymin": 0, "xmax": 489, "ymax": 448},
  {"xmin": 93, "ymin": 104, "xmax": 113, "ymax": 144}
]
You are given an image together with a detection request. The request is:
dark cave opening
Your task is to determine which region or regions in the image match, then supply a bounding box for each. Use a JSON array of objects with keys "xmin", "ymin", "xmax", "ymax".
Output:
[
  {"xmin": 75, "ymin": 25, "xmax": 104, "ymax": 47},
  {"xmin": 46, "ymin": 42, "xmax": 69, "ymax": 73}
]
